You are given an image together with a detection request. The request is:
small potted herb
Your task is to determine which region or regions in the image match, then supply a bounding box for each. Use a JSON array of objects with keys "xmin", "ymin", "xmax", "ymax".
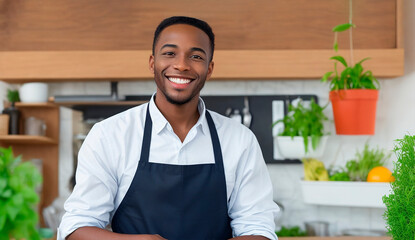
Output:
[
  {"xmin": 2, "ymin": 89, "xmax": 21, "ymax": 135},
  {"xmin": 272, "ymin": 98, "xmax": 329, "ymax": 159},
  {"xmin": 321, "ymin": 0, "xmax": 379, "ymax": 135},
  {"xmin": 335, "ymin": 143, "xmax": 390, "ymax": 181},
  {"xmin": 0, "ymin": 147, "xmax": 43, "ymax": 240},
  {"xmin": 383, "ymin": 134, "xmax": 415, "ymax": 239}
]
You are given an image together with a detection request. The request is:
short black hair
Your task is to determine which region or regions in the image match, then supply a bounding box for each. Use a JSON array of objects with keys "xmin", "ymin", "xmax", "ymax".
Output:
[{"xmin": 152, "ymin": 16, "xmax": 215, "ymax": 61}]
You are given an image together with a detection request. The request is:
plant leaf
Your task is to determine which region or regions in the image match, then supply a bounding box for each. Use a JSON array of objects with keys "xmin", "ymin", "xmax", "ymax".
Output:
[
  {"xmin": 1, "ymin": 189, "xmax": 12, "ymax": 198},
  {"xmin": 321, "ymin": 71, "xmax": 333, "ymax": 82},
  {"xmin": 311, "ymin": 135, "xmax": 321, "ymax": 150},
  {"xmin": 0, "ymin": 214, "xmax": 5, "ymax": 230},
  {"xmin": 357, "ymin": 57, "xmax": 370, "ymax": 65},
  {"xmin": 333, "ymin": 42, "xmax": 338, "ymax": 51},
  {"xmin": 330, "ymin": 56, "xmax": 348, "ymax": 67},
  {"xmin": 6, "ymin": 202, "xmax": 20, "ymax": 221},
  {"xmin": 332, "ymin": 23, "xmax": 356, "ymax": 32}
]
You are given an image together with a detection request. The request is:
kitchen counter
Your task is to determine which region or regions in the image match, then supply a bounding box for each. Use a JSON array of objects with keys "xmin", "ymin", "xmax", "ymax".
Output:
[{"xmin": 280, "ymin": 237, "xmax": 390, "ymax": 240}]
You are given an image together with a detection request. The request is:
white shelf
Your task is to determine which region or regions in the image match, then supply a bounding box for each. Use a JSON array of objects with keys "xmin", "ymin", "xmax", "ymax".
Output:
[{"xmin": 300, "ymin": 180, "xmax": 392, "ymax": 208}]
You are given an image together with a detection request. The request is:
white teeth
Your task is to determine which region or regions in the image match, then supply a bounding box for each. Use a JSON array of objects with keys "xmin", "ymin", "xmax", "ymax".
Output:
[{"xmin": 168, "ymin": 77, "xmax": 191, "ymax": 84}]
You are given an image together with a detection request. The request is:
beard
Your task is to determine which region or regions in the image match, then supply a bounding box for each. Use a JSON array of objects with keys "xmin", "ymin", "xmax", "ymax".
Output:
[
  {"xmin": 154, "ymin": 66, "xmax": 207, "ymax": 106},
  {"xmin": 163, "ymin": 91, "xmax": 195, "ymax": 105}
]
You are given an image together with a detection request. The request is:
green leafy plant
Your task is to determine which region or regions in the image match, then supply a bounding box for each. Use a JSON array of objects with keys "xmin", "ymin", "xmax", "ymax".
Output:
[
  {"xmin": 276, "ymin": 226, "xmax": 307, "ymax": 237},
  {"xmin": 0, "ymin": 147, "xmax": 42, "ymax": 240},
  {"xmin": 383, "ymin": 135, "xmax": 415, "ymax": 239},
  {"xmin": 329, "ymin": 168, "xmax": 350, "ymax": 181},
  {"xmin": 272, "ymin": 98, "xmax": 328, "ymax": 153},
  {"xmin": 6, "ymin": 90, "xmax": 20, "ymax": 105},
  {"xmin": 344, "ymin": 143, "xmax": 389, "ymax": 181},
  {"xmin": 320, "ymin": 0, "xmax": 380, "ymax": 91}
]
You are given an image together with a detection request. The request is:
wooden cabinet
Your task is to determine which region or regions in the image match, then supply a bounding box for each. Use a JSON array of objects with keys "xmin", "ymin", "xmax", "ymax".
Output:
[
  {"xmin": 0, "ymin": 0, "xmax": 404, "ymax": 81},
  {"xmin": 0, "ymin": 102, "xmax": 59, "ymax": 223}
]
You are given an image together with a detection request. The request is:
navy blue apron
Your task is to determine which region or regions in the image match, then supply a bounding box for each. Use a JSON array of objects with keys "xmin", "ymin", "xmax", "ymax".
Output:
[{"xmin": 111, "ymin": 105, "xmax": 232, "ymax": 240}]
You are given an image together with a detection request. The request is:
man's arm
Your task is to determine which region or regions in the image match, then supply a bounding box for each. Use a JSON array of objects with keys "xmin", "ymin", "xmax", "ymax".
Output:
[
  {"xmin": 67, "ymin": 227, "xmax": 166, "ymax": 240},
  {"xmin": 227, "ymin": 131, "xmax": 279, "ymax": 240},
  {"xmin": 58, "ymin": 124, "xmax": 119, "ymax": 239}
]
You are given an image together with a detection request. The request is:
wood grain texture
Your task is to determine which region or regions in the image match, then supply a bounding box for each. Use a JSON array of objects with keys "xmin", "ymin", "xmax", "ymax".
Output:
[
  {"xmin": 396, "ymin": 0, "xmax": 403, "ymax": 48},
  {"xmin": 0, "ymin": 49, "xmax": 404, "ymax": 81},
  {"xmin": 0, "ymin": 0, "xmax": 396, "ymax": 51},
  {"xmin": 0, "ymin": 135, "xmax": 57, "ymax": 144}
]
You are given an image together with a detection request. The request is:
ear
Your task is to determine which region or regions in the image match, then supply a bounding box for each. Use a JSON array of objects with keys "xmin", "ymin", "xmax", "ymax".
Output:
[
  {"xmin": 149, "ymin": 55, "xmax": 155, "ymax": 74},
  {"xmin": 206, "ymin": 61, "xmax": 214, "ymax": 81}
]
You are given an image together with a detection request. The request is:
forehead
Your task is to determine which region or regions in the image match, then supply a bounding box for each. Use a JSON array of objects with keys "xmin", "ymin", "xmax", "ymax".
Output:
[{"xmin": 155, "ymin": 24, "xmax": 211, "ymax": 52}]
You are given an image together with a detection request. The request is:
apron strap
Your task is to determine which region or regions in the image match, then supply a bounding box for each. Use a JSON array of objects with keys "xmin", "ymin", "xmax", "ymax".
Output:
[
  {"xmin": 139, "ymin": 104, "xmax": 152, "ymax": 165},
  {"xmin": 205, "ymin": 111, "xmax": 225, "ymax": 170}
]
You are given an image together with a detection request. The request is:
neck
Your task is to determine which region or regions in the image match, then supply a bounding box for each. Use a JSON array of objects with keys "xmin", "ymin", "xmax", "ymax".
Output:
[{"xmin": 154, "ymin": 91, "xmax": 200, "ymax": 142}]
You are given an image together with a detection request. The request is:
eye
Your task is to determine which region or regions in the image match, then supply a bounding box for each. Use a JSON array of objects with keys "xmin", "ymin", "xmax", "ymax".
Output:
[
  {"xmin": 190, "ymin": 55, "xmax": 204, "ymax": 60},
  {"xmin": 162, "ymin": 52, "xmax": 175, "ymax": 57}
]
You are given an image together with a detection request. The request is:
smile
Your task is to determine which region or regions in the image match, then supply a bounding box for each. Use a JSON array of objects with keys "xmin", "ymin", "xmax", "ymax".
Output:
[{"xmin": 167, "ymin": 77, "xmax": 193, "ymax": 84}]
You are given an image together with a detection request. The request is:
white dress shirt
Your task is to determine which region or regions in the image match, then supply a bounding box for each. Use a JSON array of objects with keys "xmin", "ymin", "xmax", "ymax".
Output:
[{"xmin": 58, "ymin": 96, "xmax": 279, "ymax": 240}]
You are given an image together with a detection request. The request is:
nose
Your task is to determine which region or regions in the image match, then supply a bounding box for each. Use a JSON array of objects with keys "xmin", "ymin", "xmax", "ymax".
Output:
[{"xmin": 173, "ymin": 55, "xmax": 190, "ymax": 71}]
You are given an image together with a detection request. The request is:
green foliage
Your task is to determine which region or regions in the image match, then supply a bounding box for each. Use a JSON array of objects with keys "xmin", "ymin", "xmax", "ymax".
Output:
[
  {"xmin": 6, "ymin": 90, "xmax": 20, "ymax": 104},
  {"xmin": 345, "ymin": 143, "xmax": 389, "ymax": 181},
  {"xmin": 329, "ymin": 169, "xmax": 350, "ymax": 181},
  {"xmin": 332, "ymin": 23, "xmax": 355, "ymax": 32},
  {"xmin": 321, "ymin": 0, "xmax": 380, "ymax": 91},
  {"xmin": 276, "ymin": 226, "xmax": 307, "ymax": 237},
  {"xmin": 0, "ymin": 147, "xmax": 42, "ymax": 240},
  {"xmin": 272, "ymin": 99, "xmax": 328, "ymax": 153},
  {"xmin": 383, "ymin": 135, "xmax": 415, "ymax": 239},
  {"xmin": 321, "ymin": 56, "xmax": 380, "ymax": 91}
]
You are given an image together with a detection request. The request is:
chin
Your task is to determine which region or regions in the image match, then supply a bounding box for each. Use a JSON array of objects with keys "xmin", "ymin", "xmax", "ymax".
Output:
[{"xmin": 165, "ymin": 94, "xmax": 194, "ymax": 105}]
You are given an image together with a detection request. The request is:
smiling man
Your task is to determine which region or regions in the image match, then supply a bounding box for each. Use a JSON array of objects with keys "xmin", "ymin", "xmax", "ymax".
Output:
[{"xmin": 58, "ymin": 16, "xmax": 279, "ymax": 240}]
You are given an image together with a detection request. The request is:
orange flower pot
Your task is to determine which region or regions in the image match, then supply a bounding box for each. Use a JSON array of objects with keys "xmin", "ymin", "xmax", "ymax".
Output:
[{"xmin": 329, "ymin": 89, "xmax": 378, "ymax": 135}]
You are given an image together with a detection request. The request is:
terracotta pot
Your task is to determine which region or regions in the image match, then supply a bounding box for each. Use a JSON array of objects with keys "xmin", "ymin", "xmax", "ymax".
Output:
[{"xmin": 329, "ymin": 89, "xmax": 378, "ymax": 135}]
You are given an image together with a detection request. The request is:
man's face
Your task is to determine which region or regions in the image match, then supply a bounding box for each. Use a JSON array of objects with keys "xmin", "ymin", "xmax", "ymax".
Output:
[{"xmin": 149, "ymin": 24, "xmax": 214, "ymax": 105}]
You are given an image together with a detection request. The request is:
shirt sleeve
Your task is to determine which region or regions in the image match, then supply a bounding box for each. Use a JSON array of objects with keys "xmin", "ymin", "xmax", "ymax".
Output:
[
  {"xmin": 57, "ymin": 123, "xmax": 118, "ymax": 240},
  {"xmin": 228, "ymin": 132, "xmax": 280, "ymax": 240}
]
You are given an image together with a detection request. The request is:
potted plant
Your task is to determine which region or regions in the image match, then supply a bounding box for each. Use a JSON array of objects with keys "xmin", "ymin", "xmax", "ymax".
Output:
[
  {"xmin": 321, "ymin": 0, "xmax": 380, "ymax": 135},
  {"xmin": 383, "ymin": 134, "xmax": 415, "ymax": 239},
  {"xmin": 2, "ymin": 90, "xmax": 21, "ymax": 135},
  {"xmin": 0, "ymin": 147, "xmax": 43, "ymax": 240},
  {"xmin": 329, "ymin": 143, "xmax": 390, "ymax": 181},
  {"xmin": 272, "ymin": 98, "xmax": 329, "ymax": 159}
]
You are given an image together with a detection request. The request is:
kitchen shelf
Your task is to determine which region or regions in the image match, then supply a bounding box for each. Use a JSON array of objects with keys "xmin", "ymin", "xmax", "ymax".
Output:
[
  {"xmin": 15, "ymin": 102, "xmax": 58, "ymax": 108},
  {"xmin": 0, "ymin": 49, "xmax": 404, "ymax": 82},
  {"xmin": 0, "ymin": 103, "xmax": 59, "ymax": 226},
  {"xmin": 300, "ymin": 181, "xmax": 392, "ymax": 208},
  {"xmin": 0, "ymin": 135, "xmax": 58, "ymax": 145},
  {"xmin": 53, "ymin": 100, "xmax": 147, "ymax": 108}
]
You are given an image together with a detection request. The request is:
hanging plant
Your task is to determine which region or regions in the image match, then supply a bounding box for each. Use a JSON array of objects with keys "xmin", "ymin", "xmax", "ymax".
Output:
[{"xmin": 320, "ymin": 0, "xmax": 380, "ymax": 135}]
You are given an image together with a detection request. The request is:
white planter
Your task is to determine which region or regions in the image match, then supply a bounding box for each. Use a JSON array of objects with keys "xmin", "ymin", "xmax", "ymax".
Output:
[
  {"xmin": 300, "ymin": 180, "xmax": 392, "ymax": 208},
  {"xmin": 19, "ymin": 82, "xmax": 49, "ymax": 103},
  {"xmin": 274, "ymin": 136, "xmax": 328, "ymax": 159}
]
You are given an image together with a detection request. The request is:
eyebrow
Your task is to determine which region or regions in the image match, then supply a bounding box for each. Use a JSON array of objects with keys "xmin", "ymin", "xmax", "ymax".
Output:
[{"xmin": 160, "ymin": 44, "xmax": 207, "ymax": 56}]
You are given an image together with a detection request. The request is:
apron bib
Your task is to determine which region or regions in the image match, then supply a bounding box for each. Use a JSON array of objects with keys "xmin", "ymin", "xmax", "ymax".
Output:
[{"xmin": 112, "ymin": 106, "xmax": 232, "ymax": 240}]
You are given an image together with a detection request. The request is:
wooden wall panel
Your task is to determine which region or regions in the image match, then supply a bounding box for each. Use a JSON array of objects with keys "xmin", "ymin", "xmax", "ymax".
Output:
[
  {"xmin": 0, "ymin": 0, "xmax": 396, "ymax": 51},
  {"xmin": 0, "ymin": 49, "xmax": 404, "ymax": 81}
]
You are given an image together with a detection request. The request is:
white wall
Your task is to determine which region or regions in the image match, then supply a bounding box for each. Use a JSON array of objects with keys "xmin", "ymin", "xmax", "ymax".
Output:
[{"xmin": 1, "ymin": 0, "xmax": 413, "ymax": 235}]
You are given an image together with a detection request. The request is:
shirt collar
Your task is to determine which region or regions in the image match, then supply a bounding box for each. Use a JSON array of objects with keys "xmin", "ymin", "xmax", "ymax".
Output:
[{"xmin": 148, "ymin": 94, "xmax": 209, "ymax": 135}]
